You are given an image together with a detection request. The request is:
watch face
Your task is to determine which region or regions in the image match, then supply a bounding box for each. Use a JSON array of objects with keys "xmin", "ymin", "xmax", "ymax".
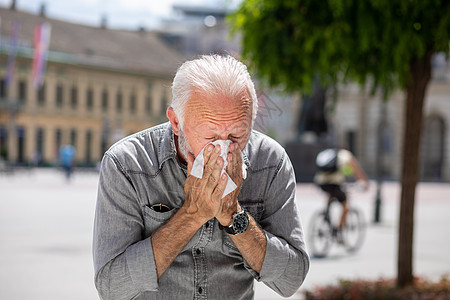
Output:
[{"xmin": 233, "ymin": 212, "xmax": 249, "ymax": 234}]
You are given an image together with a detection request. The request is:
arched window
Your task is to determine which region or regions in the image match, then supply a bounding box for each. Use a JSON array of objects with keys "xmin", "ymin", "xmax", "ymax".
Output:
[{"xmin": 421, "ymin": 115, "xmax": 446, "ymax": 181}]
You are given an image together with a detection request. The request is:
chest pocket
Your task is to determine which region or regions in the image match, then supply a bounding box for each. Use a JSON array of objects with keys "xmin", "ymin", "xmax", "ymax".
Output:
[{"xmin": 142, "ymin": 205, "xmax": 178, "ymax": 238}]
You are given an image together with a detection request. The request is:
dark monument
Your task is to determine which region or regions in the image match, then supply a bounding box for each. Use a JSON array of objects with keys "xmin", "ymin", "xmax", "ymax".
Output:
[{"xmin": 285, "ymin": 78, "xmax": 332, "ymax": 183}]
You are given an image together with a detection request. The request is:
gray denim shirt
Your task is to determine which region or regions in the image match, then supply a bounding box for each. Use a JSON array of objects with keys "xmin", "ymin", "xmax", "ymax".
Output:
[{"xmin": 93, "ymin": 122, "xmax": 309, "ymax": 300}]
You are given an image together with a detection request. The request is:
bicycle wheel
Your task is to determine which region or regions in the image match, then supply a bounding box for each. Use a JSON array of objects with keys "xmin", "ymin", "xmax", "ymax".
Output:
[
  {"xmin": 308, "ymin": 211, "xmax": 332, "ymax": 258},
  {"xmin": 342, "ymin": 208, "xmax": 366, "ymax": 253}
]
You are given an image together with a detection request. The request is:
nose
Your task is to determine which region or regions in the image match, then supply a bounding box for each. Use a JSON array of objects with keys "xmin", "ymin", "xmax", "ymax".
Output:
[
  {"xmin": 217, "ymin": 124, "xmax": 236, "ymax": 141},
  {"xmin": 217, "ymin": 132, "xmax": 229, "ymax": 141}
]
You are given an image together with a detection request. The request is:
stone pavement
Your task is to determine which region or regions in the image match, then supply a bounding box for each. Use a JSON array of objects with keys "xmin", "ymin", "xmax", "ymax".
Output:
[{"xmin": 0, "ymin": 168, "xmax": 449, "ymax": 300}]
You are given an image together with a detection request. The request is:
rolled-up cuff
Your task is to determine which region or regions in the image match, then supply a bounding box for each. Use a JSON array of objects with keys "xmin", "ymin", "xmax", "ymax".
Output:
[
  {"xmin": 257, "ymin": 231, "xmax": 290, "ymax": 282},
  {"xmin": 125, "ymin": 237, "xmax": 159, "ymax": 292}
]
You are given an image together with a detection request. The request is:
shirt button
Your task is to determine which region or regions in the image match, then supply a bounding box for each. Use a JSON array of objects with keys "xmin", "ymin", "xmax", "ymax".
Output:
[
  {"xmin": 205, "ymin": 222, "xmax": 209, "ymax": 228},
  {"xmin": 198, "ymin": 287, "xmax": 203, "ymax": 294},
  {"xmin": 196, "ymin": 249, "xmax": 201, "ymax": 255}
]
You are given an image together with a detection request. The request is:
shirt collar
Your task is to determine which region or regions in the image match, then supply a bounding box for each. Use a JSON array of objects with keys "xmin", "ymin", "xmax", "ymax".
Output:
[
  {"xmin": 242, "ymin": 147, "xmax": 251, "ymax": 170},
  {"xmin": 158, "ymin": 122, "xmax": 178, "ymax": 170}
]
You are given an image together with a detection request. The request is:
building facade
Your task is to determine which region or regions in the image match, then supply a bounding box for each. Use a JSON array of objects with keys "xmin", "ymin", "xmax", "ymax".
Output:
[
  {"xmin": 0, "ymin": 6, "xmax": 183, "ymax": 167},
  {"xmin": 329, "ymin": 54, "xmax": 450, "ymax": 182}
]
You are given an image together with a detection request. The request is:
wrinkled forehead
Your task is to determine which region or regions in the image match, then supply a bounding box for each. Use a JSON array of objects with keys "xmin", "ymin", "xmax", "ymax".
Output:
[
  {"xmin": 186, "ymin": 90, "xmax": 252, "ymax": 115},
  {"xmin": 184, "ymin": 91, "xmax": 252, "ymax": 133}
]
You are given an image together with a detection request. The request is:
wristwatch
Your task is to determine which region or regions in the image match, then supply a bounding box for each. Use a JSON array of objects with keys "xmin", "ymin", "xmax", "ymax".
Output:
[{"xmin": 222, "ymin": 209, "xmax": 249, "ymax": 235}]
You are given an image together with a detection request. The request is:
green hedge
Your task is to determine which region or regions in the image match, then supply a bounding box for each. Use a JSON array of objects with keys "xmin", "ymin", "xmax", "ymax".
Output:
[{"xmin": 303, "ymin": 276, "xmax": 449, "ymax": 300}]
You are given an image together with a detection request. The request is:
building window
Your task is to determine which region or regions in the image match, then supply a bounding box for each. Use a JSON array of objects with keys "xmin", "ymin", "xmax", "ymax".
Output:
[
  {"xmin": 18, "ymin": 80, "xmax": 27, "ymax": 105},
  {"xmin": 0, "ymin": 126, "xmax": 8, "ymax": 159},
  {"xmin": 161, "ymin": 92, "xmax": 168, "ymax": 115},
  {"xmin": 35, "ymin": 127, "xmax": 44, "ymax": 165},
  {"xmin": 146, "ymin": 82, "xmax": 153, "ymax": 115},
  {"xmin": 17, "ymin": 126, "xmax": 26, "ymax": 163},
  {"xmin": 70, "ymin": 129, "xmax": 77, "ymax": 147},
  {"xmin": 55, "ymin": 128, "xmax": 62, "ymax": 157},
  {"xmin": 116, "ymin": 90, "xmax": 123, "ymax": 113},
  {"xmin": 86, "ymin": 88, "xmax": 94, "ymax": 111},
  {"xmin": 71, "ymin": 86, "xmax": 78, "ymax": 110},
  {"xmin": 346, "ymin": 130, "xmax": 356, "ymax": 155},
  {"xmin": 37, "ymin": 83, "xmax": 46, "ymax": 107},
  {"xmin": 129, "ymin": 93, "xmax": 136, "ymax": 114},
  {"xmin": 85, "ymin": 130, "xmax": 92, "ymax": 165},
  {"xmin": 421, "ymin": 115, "xmax": 445, "ymax": 180},
  {"xmin": 102, "ymin": 89, "xmax": 108, "ymax": 112},
  {"xmin": 101, "ymin": 128, "xmax": 108, "ymax": 157},
  {"xmin": 56, "ymin": 84, "xmax": 64, "ymax": 108},
  {"xmin": 146, "ymin": 95, "xmax": 152, "ymax": 115},
  {"xmin": 0, "ymin": 78, "xmax": 7, "ymax": 100}
]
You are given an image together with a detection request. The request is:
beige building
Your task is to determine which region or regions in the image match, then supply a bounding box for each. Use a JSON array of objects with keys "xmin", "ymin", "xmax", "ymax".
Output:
[
  {"xmin": 0, "ymin": 6, "xmax": 183, "ymax": 167},
  {"xmin": 330, "ymin": 55, "xmax": 450, "ymax": 182}
]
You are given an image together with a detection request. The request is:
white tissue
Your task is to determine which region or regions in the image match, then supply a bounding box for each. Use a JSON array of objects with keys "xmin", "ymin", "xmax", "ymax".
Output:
[{"xmin": 190, "ymin": 140, "xmax": 246, "ymax": 198}]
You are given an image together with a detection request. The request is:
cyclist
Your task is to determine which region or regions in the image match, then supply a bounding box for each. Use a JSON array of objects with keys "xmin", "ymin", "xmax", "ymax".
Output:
[{"xmin": 314, "ymin": 148, "xmax": 369, "ymax": 241}]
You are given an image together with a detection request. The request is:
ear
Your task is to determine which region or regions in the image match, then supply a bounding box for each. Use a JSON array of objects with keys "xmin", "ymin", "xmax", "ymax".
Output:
[{"xmin": 167, "ymin": 107, "xmax": 181, "ymax": 136}]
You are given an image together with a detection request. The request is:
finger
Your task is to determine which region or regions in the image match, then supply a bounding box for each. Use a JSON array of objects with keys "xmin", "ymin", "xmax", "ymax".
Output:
[
  {"xmin": 226, "ymin": 197, "xmax": 238, "ymax": 212},
  {"xmin": 226, "ymin": 143, "xmax": 242, "ymax": 179},
  {"xmin": 225, "ymin": 154, "xmax": 234, "ymax": 177},
  {"xmin": 185, "ymin": 172, "xmax": 202, "ymax": 193},
  {"xmin": 212, "ymin": 173, "xmax": 228, "ymax": 200},
  {"xmin": 225, "ymin": 144, "xmax": 234, "ymax": 172},
  {"xmin": 202, "ymin": 144, "xmax": 215, "ymax": 162},
  {"xmin": 232, "ymin": 143, "xmax": 242, "ymax": 165},
  {"xmin": 187, "ymin": 152, "xmax": 195, "ymax": 175},
  {"xmin": 203, "ymin": 144, "xmax": 221, "ymax": 177},
  {"xmin": 206, "ymin": 156, "xmax": 224, "ymax": 189}
]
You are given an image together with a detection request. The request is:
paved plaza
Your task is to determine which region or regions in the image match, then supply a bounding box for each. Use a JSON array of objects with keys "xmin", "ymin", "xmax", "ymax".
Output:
[{"xmin": 0, "ymin": 168, "xmax": 449, "ymax": 299}]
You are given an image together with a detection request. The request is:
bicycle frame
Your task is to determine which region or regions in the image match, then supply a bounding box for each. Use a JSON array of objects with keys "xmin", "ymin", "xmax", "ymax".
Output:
[{"xmin": 308, "ymin": 195, "xmax": 366, "ymax": 258}]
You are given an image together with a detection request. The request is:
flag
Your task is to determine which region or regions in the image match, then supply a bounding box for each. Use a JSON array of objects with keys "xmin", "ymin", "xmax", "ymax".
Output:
[
  {"xmin": 32, "ymin": 22, "xmax": 51, "ymax": 89},
  {"xmin": 5, "ymin": 20, "xmax": 20, "ymax": 85}
]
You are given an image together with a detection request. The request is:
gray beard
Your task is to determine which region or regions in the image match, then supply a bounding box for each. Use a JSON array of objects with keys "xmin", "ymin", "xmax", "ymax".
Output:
[{"xmin": 178, "ymin": 129, "xmax": 192, "ymax": 161}]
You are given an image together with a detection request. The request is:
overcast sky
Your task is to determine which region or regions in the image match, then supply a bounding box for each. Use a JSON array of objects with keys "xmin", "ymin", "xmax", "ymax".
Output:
[{"xmin": 0, "ymin": 0, "xmax": 239, "ymax": 29}]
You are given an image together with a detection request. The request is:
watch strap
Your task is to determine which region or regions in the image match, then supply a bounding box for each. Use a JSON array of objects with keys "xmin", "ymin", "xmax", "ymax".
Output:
[{"xmin": 223, "ymin": 223, "xmax": 236, "ymax": 235}]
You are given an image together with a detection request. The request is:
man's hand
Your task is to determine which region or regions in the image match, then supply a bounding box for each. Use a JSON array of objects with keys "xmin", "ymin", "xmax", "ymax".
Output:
[
  {"xmin": 182, "ymin": 144, "xmax": 228, "ymax": 225},
  {"xmin": 216, "ymin": 142, "xmax": 243, "ymax": 226}
]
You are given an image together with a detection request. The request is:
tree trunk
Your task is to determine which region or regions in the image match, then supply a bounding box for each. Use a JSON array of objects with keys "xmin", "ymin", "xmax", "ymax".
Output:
[{"xmin": 397, "ymin": 51, "xmax": 433, "ymax": 287}]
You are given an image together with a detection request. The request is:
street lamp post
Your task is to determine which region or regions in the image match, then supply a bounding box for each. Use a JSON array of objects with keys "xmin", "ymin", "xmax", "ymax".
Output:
[{"xmin": 374, "ymin": 99, "xmax": 387, "ymax": 223}]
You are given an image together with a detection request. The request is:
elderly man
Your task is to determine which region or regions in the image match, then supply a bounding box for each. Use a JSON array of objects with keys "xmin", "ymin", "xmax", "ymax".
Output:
[{"xmin": 93, "ymin": 55, "xmax": 309, "ymax": 300}]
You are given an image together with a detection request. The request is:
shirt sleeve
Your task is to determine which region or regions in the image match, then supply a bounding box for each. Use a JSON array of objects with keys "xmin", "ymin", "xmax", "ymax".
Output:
[
  {"xmin": 93, "ymin": 153, "xmax": 159, "ymax": 300},
  {"xmin": 257, "ymin": 151, "xmax": 310, "ymax": 297}
]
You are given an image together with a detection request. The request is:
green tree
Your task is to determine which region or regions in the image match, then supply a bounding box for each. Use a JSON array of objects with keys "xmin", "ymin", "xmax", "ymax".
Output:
[{"xmin": 230, "ymin": 0, "xmax": 450, "ymax": 287}]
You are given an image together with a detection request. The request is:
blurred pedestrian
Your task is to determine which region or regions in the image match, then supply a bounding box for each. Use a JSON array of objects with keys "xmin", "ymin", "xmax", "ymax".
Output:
[
  {"xmin": 59, "ymin": 144, "xmax": 76, "ymax": 180},
  {"xmin": 32, "ymin": 151, "xmax": 42, "ymax": 167}
]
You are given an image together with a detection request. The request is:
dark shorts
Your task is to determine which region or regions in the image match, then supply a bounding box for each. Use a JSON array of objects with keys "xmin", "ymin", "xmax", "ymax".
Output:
[{"xmin": 319, "ymin": 184, "xmax": 347, "ymax": 203}]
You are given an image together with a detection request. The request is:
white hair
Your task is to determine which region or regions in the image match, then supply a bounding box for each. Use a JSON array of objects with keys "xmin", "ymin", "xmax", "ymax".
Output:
[{"xmin": 171, "ymin": 55, "xmax": 258, "ymax": 128}]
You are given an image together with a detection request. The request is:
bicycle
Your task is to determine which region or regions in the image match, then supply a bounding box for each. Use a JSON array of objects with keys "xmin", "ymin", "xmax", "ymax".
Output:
[{"xmin": 307, "ymin": 187, "xmax": 366, "ymax": 258}]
